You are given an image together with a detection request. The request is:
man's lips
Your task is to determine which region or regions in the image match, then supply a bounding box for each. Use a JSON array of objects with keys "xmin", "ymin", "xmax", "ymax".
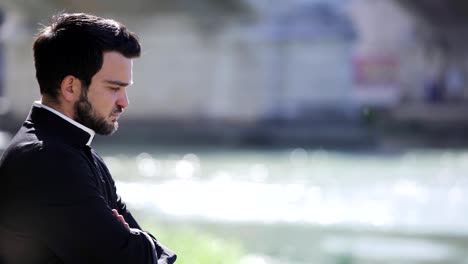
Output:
[
  {"xmin": 110, "ymin": 107, "xmax": 123, "ymax": 121},
  {"xmin": 110, "ymin": 113, "xmax": 122, "ymax": 120}
]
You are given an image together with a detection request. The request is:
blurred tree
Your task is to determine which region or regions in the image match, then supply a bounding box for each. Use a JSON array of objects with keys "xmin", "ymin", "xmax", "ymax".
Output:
[
  {"xmin": 4, "ymin": 0, "xmax": 250, "ymax": 17},
  {"xmin": 395, "ymin": 0, "xmax": 468, "ymax": 26},
  {"xmin": 2, "ymin": 0, "xmax": 252, "ymax": 34},
  {"xmin": 395, "ymin": 0, "xmax": 468, "ymax": 104}
]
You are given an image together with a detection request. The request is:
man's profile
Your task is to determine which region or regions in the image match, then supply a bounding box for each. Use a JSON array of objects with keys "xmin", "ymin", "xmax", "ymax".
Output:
[{"xmin": 0, "ymin": 13, "xmax": 176, "ymax": 263}]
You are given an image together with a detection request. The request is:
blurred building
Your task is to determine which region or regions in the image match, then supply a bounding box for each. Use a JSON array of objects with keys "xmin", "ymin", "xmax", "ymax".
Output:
[
  {"xmin": 246, "ymin": 0, "xmax": 355, "ymax": 122},
  {"xmin": 348, "ymin": 0, "xmax": 411, "ymax": 107},
  {"xmin": 0, "ymin": 0, "xmax": 355, "ymax": 123},
  {"xmin": 1, "ymin": 0, "xmax": 468, "ymax": 144}
]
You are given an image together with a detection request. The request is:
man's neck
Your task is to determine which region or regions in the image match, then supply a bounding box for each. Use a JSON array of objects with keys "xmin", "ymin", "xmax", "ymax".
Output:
[
  {"xmin": 34, "ymin": 100, "xmax": 96, "ymax": 146},
  {"xmin": 41, "ymin": 96, "xmax": 76, "ymax": 120}
]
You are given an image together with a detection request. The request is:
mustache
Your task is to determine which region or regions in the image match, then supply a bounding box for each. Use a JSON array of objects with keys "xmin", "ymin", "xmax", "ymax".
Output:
[{"xmin": 110, "ymin": 106, "xmax": 124, "ymax": 116}]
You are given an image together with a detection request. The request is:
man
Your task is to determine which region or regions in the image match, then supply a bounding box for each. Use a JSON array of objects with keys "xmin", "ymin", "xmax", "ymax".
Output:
[{"xmin": 0, "ymin": 13, "xmax": 176, "ymax": 264}]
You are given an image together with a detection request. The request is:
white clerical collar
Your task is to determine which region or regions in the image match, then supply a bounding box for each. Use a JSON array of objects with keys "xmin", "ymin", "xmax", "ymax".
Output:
[{"xmin": 33, "ymin": 101, "xmax": 96, "ymax": 146}]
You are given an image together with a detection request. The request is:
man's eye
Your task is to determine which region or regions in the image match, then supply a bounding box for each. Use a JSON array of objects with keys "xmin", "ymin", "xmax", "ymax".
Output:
[{"xmin": 110, "ymin": 87, "xmax": 120, "ymax": 91}]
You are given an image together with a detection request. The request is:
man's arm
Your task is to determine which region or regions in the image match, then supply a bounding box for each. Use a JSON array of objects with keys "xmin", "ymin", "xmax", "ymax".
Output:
[
  {"xmin": 113, "ymin": 203, "xmax": 177, "ymax": 264},
  {"xmin": 110, "ymin": 181, "xmax": 177, "ymax": 264},
  {"xmin": 11, "ymin": 147, "xmax": 160, "ymax": 264},
  {"xmin": 94, "ymin": 149, "xmax": 177, "ymax": 264}
]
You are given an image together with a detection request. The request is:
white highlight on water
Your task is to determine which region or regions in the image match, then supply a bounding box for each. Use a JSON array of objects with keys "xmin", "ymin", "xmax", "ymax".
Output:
[{"xmin": 116, "ymin": 177, "xmax": 468, "ymax": 236}]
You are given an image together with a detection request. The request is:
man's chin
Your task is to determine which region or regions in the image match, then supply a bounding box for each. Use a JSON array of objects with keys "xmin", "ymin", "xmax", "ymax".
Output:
[
  {"xmin": 94, "ymin": 122, "xmax": 118, "ymax": 136},
  {"xmin": 112, "ymin": 121, "xmax": 119, "ymax": 133},
  {"xmin": 108, "ymin": 121, "xmax": 119, "ymax": 135}
]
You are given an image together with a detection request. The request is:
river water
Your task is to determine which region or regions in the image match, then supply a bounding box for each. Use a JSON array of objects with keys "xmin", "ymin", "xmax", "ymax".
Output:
[
  {"xmin": 2, "ymin": 139, "xmax": 468, "ymax": 263},
  {"xmin": 97, "ymin": 144, "xmax": 468, "ymax": 264}
]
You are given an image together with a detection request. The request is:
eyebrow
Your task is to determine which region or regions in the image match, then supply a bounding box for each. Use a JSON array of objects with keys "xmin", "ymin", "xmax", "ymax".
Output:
[{"xmin": 104, "ymin": 80, "xmax": 133, "ymax": 87}]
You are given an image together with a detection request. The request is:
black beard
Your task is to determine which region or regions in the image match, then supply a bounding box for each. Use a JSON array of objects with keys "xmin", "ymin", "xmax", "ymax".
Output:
[{"xmin": 74, "ymin": 90, "xmax": 118, "ymax": 135}]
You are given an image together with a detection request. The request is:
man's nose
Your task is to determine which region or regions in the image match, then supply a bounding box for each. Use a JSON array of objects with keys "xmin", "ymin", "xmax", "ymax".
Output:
[{"xmin": 117, "ymin": 91, "xmax": 129, "ymax": 109}]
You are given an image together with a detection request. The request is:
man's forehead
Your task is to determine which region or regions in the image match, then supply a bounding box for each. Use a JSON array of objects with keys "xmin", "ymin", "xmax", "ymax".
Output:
[{"xmin": 96, "ymin": 52, "xmax": 133, "ymax": 85}]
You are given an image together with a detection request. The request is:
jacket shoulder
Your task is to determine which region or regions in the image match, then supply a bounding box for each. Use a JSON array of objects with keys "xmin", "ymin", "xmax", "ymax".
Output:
[
  {"xmin": 1, "ymin": 126, "xmax": 89, "ymax": 178},
  {"xmin": 0, "ymin": 128, "xmax": 44, "ymax": 167}
]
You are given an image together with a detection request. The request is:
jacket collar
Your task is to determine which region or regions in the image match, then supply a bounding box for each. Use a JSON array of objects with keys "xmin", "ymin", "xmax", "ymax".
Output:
[{"xmin": 28, "ymin": 101, "xmax": 96, "ymax": 146}]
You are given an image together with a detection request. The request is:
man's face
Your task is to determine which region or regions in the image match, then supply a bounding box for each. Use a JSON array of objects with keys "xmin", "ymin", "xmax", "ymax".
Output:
[{"xmin": 74, "ymin": 51, "xmax": 133, "ymax": 135}]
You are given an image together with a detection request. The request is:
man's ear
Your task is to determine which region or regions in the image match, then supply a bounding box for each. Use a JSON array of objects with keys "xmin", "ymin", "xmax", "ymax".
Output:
[{"xmin": 60, "ymin": 75, "xmax": 82, "ymax": 102}]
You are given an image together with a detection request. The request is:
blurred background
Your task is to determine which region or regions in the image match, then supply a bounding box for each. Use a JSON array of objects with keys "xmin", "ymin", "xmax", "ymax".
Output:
[{"xmin": 1, "ymin": 0, "xmax": 468, "ymax": 263}]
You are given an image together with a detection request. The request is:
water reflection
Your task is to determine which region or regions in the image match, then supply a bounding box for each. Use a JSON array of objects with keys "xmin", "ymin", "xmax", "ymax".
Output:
[
  {"xmin": 249, "ymin": 164, "xmax": 269, "ymax": 183},
  {"xmin": 103, "ymin": 148, "xmax": 468, "ymax": 231},
  {"xmin": 289, "ymin": 148, "xmax": 308, "ymax": 166},
  {"xmin": 98, "ymin": 147, "xmax": 468, "ymax": 263},
  {"xmin": 136, "ymin": 152, "xmax": 160, "ymax": 178}
]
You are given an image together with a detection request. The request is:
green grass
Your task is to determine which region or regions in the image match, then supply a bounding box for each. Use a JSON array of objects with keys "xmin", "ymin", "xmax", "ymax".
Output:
[{"xmin": 144, "ymin": 223, "xmax": 245, "ymax": 264}]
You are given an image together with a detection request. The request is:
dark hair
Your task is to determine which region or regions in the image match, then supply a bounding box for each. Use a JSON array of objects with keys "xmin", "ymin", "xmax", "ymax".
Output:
[{"xmin": 33, "ymin": 13, "xmax": 141, "ymax": 98}]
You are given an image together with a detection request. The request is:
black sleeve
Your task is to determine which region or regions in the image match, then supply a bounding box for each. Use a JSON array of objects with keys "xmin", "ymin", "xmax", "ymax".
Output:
[
  {"xmin": 17, "ymin": 146, "xmax": 160, "ymax": 264},
  {"xmin": 145, "ymin": 232, "xmax": 178, "ymax": 264},
  {"xmin": 107, "ymin": 166, "xmax": 177, "ymax": 264}
]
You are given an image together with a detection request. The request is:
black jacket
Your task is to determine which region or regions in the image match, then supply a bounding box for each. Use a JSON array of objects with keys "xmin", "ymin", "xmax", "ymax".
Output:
[{"xmin": 0, "ymin": 104, "xmax": 176, "ymax": 264}]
